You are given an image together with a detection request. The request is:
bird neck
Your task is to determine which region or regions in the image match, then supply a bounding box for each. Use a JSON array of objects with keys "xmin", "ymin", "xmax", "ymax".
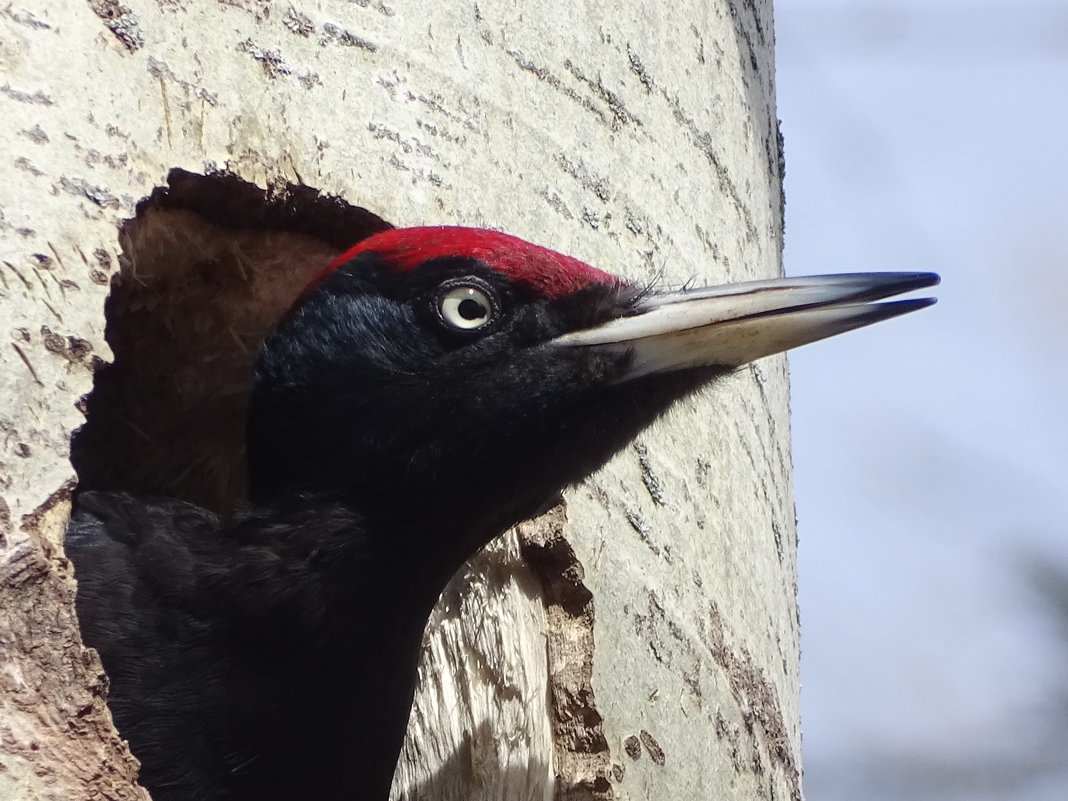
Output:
[
  {"xmin": 204, "ymin": 500, "xmax": 436, "ymax": 801},
  {"xmin": 222, "ymin": 496, "xmax": 493, "ymax": 637}
]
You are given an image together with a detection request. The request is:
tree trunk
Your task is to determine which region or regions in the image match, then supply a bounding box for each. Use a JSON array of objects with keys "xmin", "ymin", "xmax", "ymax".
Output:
[{"xmin": 0, "ymin": 2, "xmax": 796, "ymax": 800}]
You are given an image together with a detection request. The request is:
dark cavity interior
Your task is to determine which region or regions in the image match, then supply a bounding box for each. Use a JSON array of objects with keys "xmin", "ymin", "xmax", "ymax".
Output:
[{"xmin": 71, "ymin": 169, "xmax": 391, "ymax": 512}]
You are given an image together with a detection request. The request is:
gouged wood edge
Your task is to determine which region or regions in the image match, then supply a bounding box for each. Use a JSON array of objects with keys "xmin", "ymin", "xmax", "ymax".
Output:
[{"xmin": 518, "ymin": 506, "xmax": 613, "ymax": 801}]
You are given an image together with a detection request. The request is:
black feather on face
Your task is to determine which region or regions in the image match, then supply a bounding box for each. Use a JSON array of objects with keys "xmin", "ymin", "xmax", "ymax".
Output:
[{"xmin": 248, "ymin": 249, "xmax": 721, "ymax": 586}]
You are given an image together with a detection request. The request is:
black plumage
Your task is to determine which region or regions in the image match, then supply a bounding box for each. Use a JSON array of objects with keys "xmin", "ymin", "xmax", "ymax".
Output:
[
  {"xmin": 69, "ymin": 492, "xmax": 428, "ymax": 801},
  {"xmin": 67, "ymin": 226, "xmax": 938, "ymax": 801}
]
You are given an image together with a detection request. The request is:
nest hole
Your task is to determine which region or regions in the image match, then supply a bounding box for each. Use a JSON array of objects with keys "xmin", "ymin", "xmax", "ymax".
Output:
[{"xmin": 70, "ymin": 169, "xmax": 392, "ymax": 512}]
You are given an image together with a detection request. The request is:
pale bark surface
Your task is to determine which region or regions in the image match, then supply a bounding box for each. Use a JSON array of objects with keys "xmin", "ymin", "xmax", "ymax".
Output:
[{"xmin": 0, "ymin": 2, "xmax": 794, "ymax": 800}]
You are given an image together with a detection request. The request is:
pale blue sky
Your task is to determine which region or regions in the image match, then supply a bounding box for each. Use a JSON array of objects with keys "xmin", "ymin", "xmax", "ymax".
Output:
[{"xmin": 777, "ymin": 1, "xmax": 1068, "ymax": 797}]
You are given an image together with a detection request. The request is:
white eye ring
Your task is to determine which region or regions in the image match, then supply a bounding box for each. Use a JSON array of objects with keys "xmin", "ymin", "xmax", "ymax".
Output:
[{"xmin": 438, "ymin": 283, "xmax": 496, "ymax": 330}]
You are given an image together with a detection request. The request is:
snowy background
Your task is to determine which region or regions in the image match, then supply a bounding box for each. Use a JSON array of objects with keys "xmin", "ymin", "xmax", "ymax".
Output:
[{"xmin": 776, "ymin": 2, "xmax": 1068, "ymax": 798}]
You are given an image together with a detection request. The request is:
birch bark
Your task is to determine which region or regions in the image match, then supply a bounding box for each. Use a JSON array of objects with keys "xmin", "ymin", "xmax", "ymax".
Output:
[{"xmin": 0, "ymin": 2, "xmax": 796, "ymax": 799}]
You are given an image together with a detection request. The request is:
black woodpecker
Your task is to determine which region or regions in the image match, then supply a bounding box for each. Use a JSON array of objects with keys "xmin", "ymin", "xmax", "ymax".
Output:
[{"xmin": 66, "ymin": 226, "xmax": 938, "ymax": 801}]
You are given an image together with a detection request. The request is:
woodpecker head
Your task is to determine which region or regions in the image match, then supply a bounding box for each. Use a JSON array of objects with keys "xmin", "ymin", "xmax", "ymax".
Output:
[{"xmin": 249, "ymin": 226, "xmax": 937, "ymax": 573}]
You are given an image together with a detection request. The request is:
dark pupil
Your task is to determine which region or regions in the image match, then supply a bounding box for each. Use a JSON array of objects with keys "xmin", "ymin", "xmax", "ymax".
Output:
[{"xmin": 458, "ymin": 298, "xmax": 486, "ymax": 320}]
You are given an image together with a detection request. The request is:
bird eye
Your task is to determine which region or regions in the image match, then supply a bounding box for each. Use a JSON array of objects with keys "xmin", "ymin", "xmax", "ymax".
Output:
[{"xmin": 436, "ymin": 280, "xmax": 497, "ymax": 331}]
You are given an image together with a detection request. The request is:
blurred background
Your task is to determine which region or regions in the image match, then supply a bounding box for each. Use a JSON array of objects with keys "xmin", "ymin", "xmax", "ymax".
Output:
[{"xmin": 776, "ymin": 1, "xmax": 1068, "ymax": 798}]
